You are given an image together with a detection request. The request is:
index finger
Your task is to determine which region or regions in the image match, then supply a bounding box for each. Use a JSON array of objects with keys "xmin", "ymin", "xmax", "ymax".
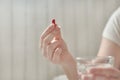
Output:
[
  {"xmin": 40, "ymin": 24, "xmax": 55, "ymax": 48},
  {"xmin": 40, "ymin": 24, "xmax": 55, "ymax": 40},
  {"xmin": 41, "ymin": 19, "xmax": 57, "ymax": 40}
]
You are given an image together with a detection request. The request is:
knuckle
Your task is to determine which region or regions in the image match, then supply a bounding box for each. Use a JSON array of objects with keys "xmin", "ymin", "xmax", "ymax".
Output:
[
  {"xmin": 50, "ymin": 41, "xmax": 59, "ymax": 49},
  {"xmin": 40, "ymin": 35, "xmax": 43, "ymax": 40},
  {"xmin": 107, "ymin": 67, "xmax": 114, "ymax": 73},
  {"xmin": 55, "ymin": 48, "xmax": 62, "ymax": 54},
  {"xmin": 47, "ymin": 46, "xmax": 51, "ymax": 53},
  {"xmin": 44, "ymin": 38, "xmax": 49, "ymax": 44},
  {"xmin": 52, "ymin": 29, "xmax": 59, "ymax": 35}
]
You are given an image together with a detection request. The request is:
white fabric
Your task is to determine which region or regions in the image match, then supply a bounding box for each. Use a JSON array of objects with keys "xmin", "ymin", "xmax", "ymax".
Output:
[{"xmin": 103, "ymin": 7, "xmax": 120, "ymax": 46}]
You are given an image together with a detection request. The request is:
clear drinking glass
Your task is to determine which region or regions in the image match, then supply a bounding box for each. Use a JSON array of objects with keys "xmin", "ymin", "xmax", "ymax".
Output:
[{"xmin": 76, "ymin": 56, "xmax": 114, "ymax": 80}]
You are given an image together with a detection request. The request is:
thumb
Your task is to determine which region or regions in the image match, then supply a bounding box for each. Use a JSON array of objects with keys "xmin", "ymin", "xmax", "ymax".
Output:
[
  {"xmin": 55, "ymin": 26, "xmax": 62, "ymax": 40},
  {"xmin": 51, "ymin": 19, "xmax": 62, "ymax": 40}
]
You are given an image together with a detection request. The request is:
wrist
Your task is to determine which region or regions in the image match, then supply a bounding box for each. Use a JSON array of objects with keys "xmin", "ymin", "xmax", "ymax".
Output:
[
  {"xmin": 61, "ymin": 62, "xmax": 78, "ymax": 80},
  {"xmin": 60, "ymin": 52, "xmax": 78, "ymax": 80},
  {"xmin": 61, "ymin": 51, "xmax": 76, "ymax": 65}
]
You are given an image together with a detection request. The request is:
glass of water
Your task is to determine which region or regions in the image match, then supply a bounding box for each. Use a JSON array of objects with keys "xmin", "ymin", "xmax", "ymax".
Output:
[{"xmin": 76, "ymin": 56, "xmax": 114, "ymax": 80}]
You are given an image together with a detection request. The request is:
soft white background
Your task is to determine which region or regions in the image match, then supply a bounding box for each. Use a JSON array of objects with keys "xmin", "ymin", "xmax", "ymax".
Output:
[{"xmin": 0, "ymin": 0, "xmax": 120, "ymax": 80}]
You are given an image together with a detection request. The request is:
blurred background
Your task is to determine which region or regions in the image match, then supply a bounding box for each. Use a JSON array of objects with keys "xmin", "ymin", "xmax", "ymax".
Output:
[{"xmin": 0, "ymin": 0, "xmax": 120, "ymax": 80}]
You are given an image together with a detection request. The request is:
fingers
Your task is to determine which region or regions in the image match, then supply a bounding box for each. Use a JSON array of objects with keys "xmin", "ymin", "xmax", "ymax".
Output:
[
  {"xmin": 40, "ymin": 20, "xmax": 65, "ymax": 64},
  {"xmin": 42, "ymin": 27, "xmax": 60, "ymax": 57},
  {"xmin": 40, "ymin": 24, "xmax": 58, "ymax": 48},
  {"xmin": 40, "ymin": 24, "xmax": 55, "ymax": 48},
  {"xmin": 40, "ymin": 25, "xmax": 62, "ymax": 48},
  {"xmin": 80, "ymin": 73, "xmax": 109, "ymax": 80},
  {"xmin": 52, "ymin": 48, "xmax": 62, "ymax": 64},
  {"xmin": 55, "ymin": 26, "xmax": 62, "ymax": 40},
  {"xmin": 47, "ymin": 41, "xmax": 60, "ymax": 60},
  {"xmin": 43, "ymin": 27, "xmax": 60, "ymax": 45},
  {"xmin": 89, "ymin": 67, "xmax": 120, "ymax": 79},
  {"xmin": 81, "ymin": 74, "xmax": 93, "ymax": 80}
]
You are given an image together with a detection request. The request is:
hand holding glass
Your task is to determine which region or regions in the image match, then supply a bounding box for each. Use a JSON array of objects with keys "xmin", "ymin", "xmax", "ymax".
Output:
[{"xmin": 76, "ymin": 56, "xmax": 114, "ymax": 80}]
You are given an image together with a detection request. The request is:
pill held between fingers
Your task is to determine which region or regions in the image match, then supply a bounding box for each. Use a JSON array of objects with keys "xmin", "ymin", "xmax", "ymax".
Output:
[{"xmin": 52, "ymin": 19, "xmax": 56, "ymax": 24}]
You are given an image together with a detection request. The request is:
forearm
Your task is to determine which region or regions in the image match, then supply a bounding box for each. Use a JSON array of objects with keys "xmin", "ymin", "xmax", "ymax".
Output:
[
  {"xmin": 61, "ymin": 60, "xmax": 78, "ymax": 80},
  {"xmin": 98, "ymin": 38, "xmax": 120, "ymax": 68}
]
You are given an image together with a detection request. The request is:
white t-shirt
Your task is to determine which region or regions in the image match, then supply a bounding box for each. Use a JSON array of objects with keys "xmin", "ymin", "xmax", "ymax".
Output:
[{"xmin": 103, "ymin": 7, "xmax": 120, "ymax": 46}]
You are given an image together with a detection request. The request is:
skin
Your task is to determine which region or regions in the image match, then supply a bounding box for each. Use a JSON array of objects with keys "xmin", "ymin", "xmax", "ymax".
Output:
[
  {"xmin": 78, "ymin": 38, "xmax": 120, "ymax": 80},
  {"xmin": 83, "ymin": 38, "xmax": 120, "ymax": 80},
  {"xmin": 40, "ymin": 24, "xmax": 78, "ymax": 80},
  {"xmin": 40, "ymin": 24, "xmax": 120, "ymax": 80}
]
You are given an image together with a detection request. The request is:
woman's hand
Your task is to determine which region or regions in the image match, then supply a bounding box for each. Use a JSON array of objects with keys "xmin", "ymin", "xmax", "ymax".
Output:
[
  {"xmin": 40, "ymin": 21, "xmax": 78, "ymax": 80},
  {"xmin": 40, "ymin": 23, "xmax": 75, "ymax": 65},
  {"xmin": 82, "ymin": 67, "xmax": 120, "ymax": 80}
]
